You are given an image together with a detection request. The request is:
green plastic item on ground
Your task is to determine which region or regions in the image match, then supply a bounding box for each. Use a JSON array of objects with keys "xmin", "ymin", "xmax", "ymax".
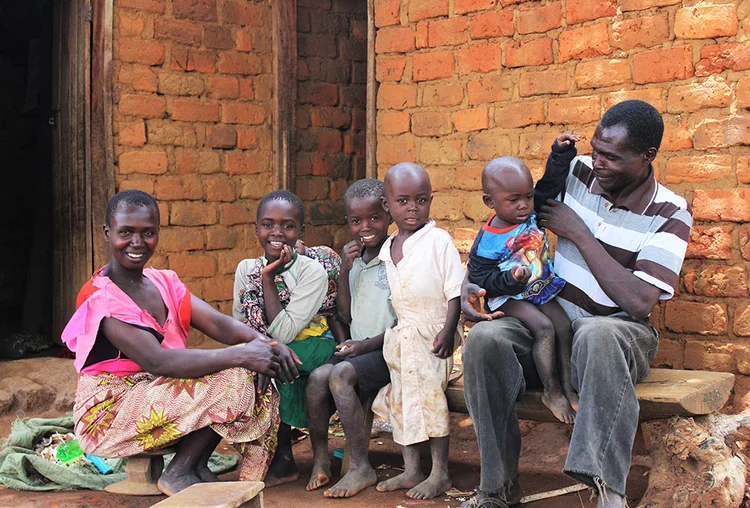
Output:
[{"xmin": 56, "ymin": 440, "xmax": 84, "ymax": 463}]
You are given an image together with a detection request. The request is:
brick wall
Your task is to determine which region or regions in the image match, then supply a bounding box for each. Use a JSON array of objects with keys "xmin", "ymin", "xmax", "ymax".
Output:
[
  {"xmin": 374, "ymin": 0, "xmax": 750, "ymax": 408},
  {"xmin": 111, "ymin": 0, "xmax": 274, "ymax": 345},
  {"xmin": 294, "ymin": 0, "xmax": 368, "ymax": 249}
]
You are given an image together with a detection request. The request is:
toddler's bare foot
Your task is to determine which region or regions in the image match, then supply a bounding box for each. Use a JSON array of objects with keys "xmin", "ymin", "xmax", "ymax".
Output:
[
  {"xmin": 565, "ymin": 389, "xmax": 579, "ymax": 412},
  {"xmin": 376, "ymin": 471, "xmax": 425, "ymax": 492},
  {"xmin": 324, "ymin": 465, "xmax": 377, "ymax": 498},
  {"xmin": 406, "ymin": 470, "xmax": 452, "ymax": 500},
  {"xmin": 158, "ymin": 470, "xmax": 201, "ymax": 496},
  {"xmin": 542, "ymin": 389, "xmax": 576, "ymax": 424}
]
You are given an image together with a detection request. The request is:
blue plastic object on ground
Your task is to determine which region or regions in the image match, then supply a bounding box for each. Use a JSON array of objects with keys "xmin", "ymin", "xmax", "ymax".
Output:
[{"xmin": 85, "ymin": 455, "xmax": 113, "ymax": 474}]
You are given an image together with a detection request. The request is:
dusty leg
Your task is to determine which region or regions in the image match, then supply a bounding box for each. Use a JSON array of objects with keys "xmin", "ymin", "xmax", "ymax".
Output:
[
  {"xmin": 305, "ymin": 364, "xmax": 334, "ymax": 491},
  {"xmin": 324, "ymin": 363, "xmax": 377, "ymax": 498},
  {"xmin": 500, "ymin": 300, "xmax": 574, "ymax": 424},
  {"xmin": 264, "ymin": 423, "xmax": 300, "ymax": 487},
  {"xmin": 195, "ymin": 429, "xmax": 222, "ymax": 482},
  {"xmin": 376, "ymin": 443, "xmax": 425, "ymax": 492},
  {"xmin": 407, "ymin": 436, "xmax": 452, "ymax": 500},
  {"xmin": 540, "ymin": 299, "xmax": 578, "ymax": 411},
  {"xmin": 158, "ymin": 426, "xmax": 218, "ymax": 495}
]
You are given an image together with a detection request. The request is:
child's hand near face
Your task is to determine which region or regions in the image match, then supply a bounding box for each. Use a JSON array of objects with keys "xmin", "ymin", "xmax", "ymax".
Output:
[
  {"xmin": 262, "ymin": 244, "xmax": 294, "ymax": 276},
  {"xmin": 552, "ymin": 133, "xmax": 580, "ymax": 153},
  {"xmin": 512, "ymin": 265, "xmax": 531, "ymax": 285},
  {"xmin": 432, "ymin": 327, "xmax": 455, "ymax": 359},
  {"xmin": 340, "ymin": 240, "xmax": 362, "ymax": 272}
]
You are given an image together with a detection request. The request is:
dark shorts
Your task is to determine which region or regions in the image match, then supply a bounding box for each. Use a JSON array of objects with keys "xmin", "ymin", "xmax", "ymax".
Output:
[{"xmin": 326, "ymin": 348, "xmax": 391, "ymax": 398}]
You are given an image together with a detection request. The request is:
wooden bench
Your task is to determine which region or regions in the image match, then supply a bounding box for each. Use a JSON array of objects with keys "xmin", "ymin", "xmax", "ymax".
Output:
[
  {"xmin": 104, "ymin": 446, "xmax": 175, "ymax": 496},
  {"xmin": 150, "ymin": 481, "xmax": 264, "ymax": 508}
]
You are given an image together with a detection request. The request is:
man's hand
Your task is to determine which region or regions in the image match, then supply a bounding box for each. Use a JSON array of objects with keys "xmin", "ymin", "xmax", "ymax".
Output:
[
  {"xmin": 275, "ymin": 342, "xmax": 302, "ymax": 384},
  {"xmin": 552, "ymin": 133, "xmax": 580, "ymax": 153},
  {"xmin": 511, "ymin": 265, "xmax": 531, "ymax": 285},
  {"xmin": 334, "ymin": 339, "xmax": 370, "ymax": 359},
  {"xmin": 538, "ymin": 199, "xmax": 592, "ymax": 242},
  {"xmin": 461, "ymin": 280, "xmax": 504, "ymax": 322},
  {"xmin": 432, "ymin": 327, "xmax": 455, "ymax": 359},
  {"xmin": 262, "ymin": 245, "xmax": 294, "ymax": 276},
  {"xmin": 340, "ymin": 240, "xmax": 362, "ymax": 272}
]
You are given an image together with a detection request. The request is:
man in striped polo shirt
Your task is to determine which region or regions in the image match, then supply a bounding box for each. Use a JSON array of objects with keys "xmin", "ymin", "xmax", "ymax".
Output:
[{"xmin": 460, "ymin": 100, "xmax": 692, "ymax": 508}]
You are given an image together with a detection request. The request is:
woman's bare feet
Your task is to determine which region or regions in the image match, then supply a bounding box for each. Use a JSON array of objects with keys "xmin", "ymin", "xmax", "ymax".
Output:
[
  {"xmin": 324, "ymin": 465, "xmax": 377, "ymax": 498},
  {"xmin": 565, "ymin": 389, "xmax": 579, "ymax": 412},
  {"xmin": 157, "ymin": 470, "xmax": 201, "ymax": 496},
  {"xmin": 406, "ymin": 470, "xmax": 452, "ymax": 500},
  {"xmin": 542, "ymin": 389, "xmax": 576, "ymax": 424},
  {"xmin": 376, "ymin": 471, "xmax": 425, "ymax": 492},
  {"xmin": 196, "ymin": 465, "xmax": 220, "ymax": 483},
  {"xmin": 305, "ymin": 456, "xmax": 331, "ymax": 491},
  {"xmin": 264, "ymin": 452, "xmax": 300, "ymax": 488}
]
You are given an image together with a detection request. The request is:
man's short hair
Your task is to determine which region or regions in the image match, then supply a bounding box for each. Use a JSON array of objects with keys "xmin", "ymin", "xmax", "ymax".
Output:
[
  {"xmin": 106, "ymin": 190, "xmax": 160, "ymax": 227},
  {"xmin": 343, "ymin": 178, "xmax": 384, "ymax": 212},
  {"xmin": 599, "ymin": 99, "xmax": 664, "ymax": 153},
  {"xmin": 257, "ymin": 190, "xmax": 306, "ymax": 224}
]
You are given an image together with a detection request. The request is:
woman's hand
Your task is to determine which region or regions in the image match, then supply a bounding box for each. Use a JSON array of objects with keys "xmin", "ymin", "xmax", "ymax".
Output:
[
  {"xmin": 461, "ymin": 280, "xmax": 504, "ymax": 322},
  {"xmin": 432, "ymin": 327, "xmax": 455, "ymax": 359},
  {"xmin": 262, "ymin": 245, "xmax": 294, "ymax": 276},
  {"xmin": 275, "ymin": 342, "xmax": 302, "ymax": 384},
  {"xmin": 334, "ymin": 339, "xmax": 370, "ymax": 359}
]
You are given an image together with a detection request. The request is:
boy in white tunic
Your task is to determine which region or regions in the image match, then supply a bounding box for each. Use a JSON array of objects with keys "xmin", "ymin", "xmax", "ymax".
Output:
[{"xmin": 373, "ymin": 163, "xmax": 464, "ymax": 500}]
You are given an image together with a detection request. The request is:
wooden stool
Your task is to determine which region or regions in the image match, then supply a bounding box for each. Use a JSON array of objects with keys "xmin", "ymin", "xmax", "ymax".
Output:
[
  {"xmin": 104, "ymin": 447, "xmax": 175, "ymax": 496},
  {"xmin": 150, "ymin": 481, "xmax": 264, "ymax": 508}
]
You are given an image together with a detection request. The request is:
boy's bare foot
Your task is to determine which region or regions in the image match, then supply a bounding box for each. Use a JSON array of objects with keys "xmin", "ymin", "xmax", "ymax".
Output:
[
  {"xmin": 196, "ymin": 465, "xmax": 220, "ymax": 483},
  {"xmin": 324, "ymin": 465, "xmax": 377, "ymax": 498},
  {"xmin": 406, "ymin": 470, "xmax": 452, "ymax": 500},
  {"xmin": 157, "ymin": 471, "xmax": 201, "ymax": 496},
  {"xmin": 542, "ymin": 390, "xmax": 576, "ymax": 424},
  {"xmin": 264, "ymin": 453, "xmax": 300, "ymax": 488},
  {"xmin": 376, "ymin": 471, "xmax": 425, "ymax": 492},
  {"xmin": 565, "ymin": 389, "xmax": 579, "ymax": 412}
]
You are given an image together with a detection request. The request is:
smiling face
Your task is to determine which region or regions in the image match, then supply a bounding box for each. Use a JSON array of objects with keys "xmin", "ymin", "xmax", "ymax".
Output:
[
  {"xmin": 104, "ymin": 204, "xmax": 159, "ymax": 271},
  {"xmin": 255, "ymin": 199, "xmax": 303, "ymax": 262},
  {"xmin": 482, "ymin": 162, "xmax": 534, "ymax": 229},
  {"xmin": 345, "ymin": 196, "xmax": 390, "ymax": 250},
  {"xmin": 382, "ymin": 165, "xmax": 433, "ymax": 234},
  {"xmin": 590, "ymin": 123, "xmax": 655, "ymax": 199}
]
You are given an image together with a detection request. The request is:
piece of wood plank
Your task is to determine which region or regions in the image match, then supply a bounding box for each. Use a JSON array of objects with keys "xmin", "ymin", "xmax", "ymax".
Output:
[
  {"xmin": 365, "ymin": 0, "xmax": 377, "ymax": 179},
  {"xmin": 272, "ymin": 0, "xmax": 296, "ymax": 190},
  {"xmin": 150, "ymin": 481, "xmax": 264, "ymax": 508},
  {"xmin": 445, "ymin": 369, "xmax": 735, "ymax": 422}
]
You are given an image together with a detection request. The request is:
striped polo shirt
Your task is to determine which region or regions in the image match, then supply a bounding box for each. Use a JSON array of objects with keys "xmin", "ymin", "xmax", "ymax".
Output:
[{"xmin": 555, "ymin": 155, "xmax": 693, "ymax": 320}]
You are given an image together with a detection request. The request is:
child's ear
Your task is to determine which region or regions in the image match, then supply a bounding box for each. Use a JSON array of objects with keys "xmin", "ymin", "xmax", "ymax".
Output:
[
  {"xmin": 103, "ymin": 224, "xmax": 111, "ymax": 242},
  {"xmin": 380, "ymin": 195, "xmax": 390, "ymax": 212},
  {"xmin": 299, "ymin": 222, "xmax": 305, "ymax": 238},
  {"xmin": 482, "ymin": 193, "xmax": 494, "ymax": 209}
]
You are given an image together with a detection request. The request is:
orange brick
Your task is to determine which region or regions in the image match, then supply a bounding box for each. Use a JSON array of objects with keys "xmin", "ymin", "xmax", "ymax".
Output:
[
  {"xmin": 206, "ymin": 125, "xmax": 237, "ymax": 148},
  {"xmin": 416, "ymin": 21, "xmax": 429, "ymax": 49},
  {"xmin": 225, "ymin": 150, "xmax": 270, "ymax": 175},
  {"xmin": 468, "ymin": 75, "xmax": 513, "ymax": 105},
  {"xmin": 693, "ymin": 189, "xmax": 750, "ymax": 222},
  {"xmin": 374, "ymin": 0, "xmax": 400, "ymax": 27},
  {"xmin": 118, "ymin": 120, "xmax": 147, "ymax": 147},
  {"xmin": 735, "ymin": 305, "xmax": 750, "ymax": 336},
  {"xmin": 454, "ymin": 108, "xmax": 489, "ymax": 132},
  {"xmin": 219, "ymin": 202, "xmax": 253, "ymax": 226},
  {"xmin": 310, "ymin": 108, "xmax": 351, "ymax": 129},
  {"xmin": 429, "ymin": 17, "xmax": 469, "ymax": 47},
  {"xmin": 519, "ymin": 131, "xmax": 558, "ymax": 158},
  {"xmin": 684, "ymin": 265, "xmax": 748, "ymax": 298},
  {"xmin": 548, "ymin": 96, "xmax": 600, "ymax": 125},
  {"xmin": 422, "ymin": 84, "xmax": 464, "ymax": 107},
  {"xmin": 469, "ymin": 10, "xmax": 514, "ymax": 39},
  {"xmin": 205, "ymin": 178, "xmax": 236, "ymax": 202},
  {"xmin": 466, "ymin": 130, "xmax": 512, "ymax": 160},
  {"xmin": 239, "ymin": 79, "xmax": 254, "ymax": 100},
  {"xmin": 603, "ymin": 88, "xmax": 663, "ymax": 111},
  {"xmin": 376, "ymin": 55, "xmax": 406, "ymax": 82},
  {"xmin": 431, "ymin": 194, "xmax": 465, "ymax": 221},
  {"xmin": 171, "ymin": 46, "xmax": 217, "ymax": 73},
  {"xmin": 738, "ymin": 77, "xmax": 750, "ymax": 109},
  {"xmin": 517, "ymin": 2, "xmax": 562, "ymax": 35},
  {"xmin": 633, "ymin": 46, "xmax": 694, "ymax": 84},
  {"xmin": 496, "ymin": 101, "xmax": 545, "ymax": 128},
  {"xmin": 458, "ymin": 43, "xmax": 502, "ymax": 74},
  {"xmin": 206, "ymin": 76, "xmax": 239, "ymax": 99},
  {"xmin": 377, "ymin": 84, "xmax": 417, "ymax": 110},
  {"xmin": 118, "ymin": 11, "xmax": 146, "ymax": 37},
  {"xmin": 217, "ymin": 52, "xmax": 262, "ymax": 75},
  {"xmin": 175, "ymin": 150, "xmax": 221, "ymax": 174},
  {"xmin": 741, "ymin": 228, "xmax": 750, "ymax": 261},
  {"xmin": 738, "ymin": 156, "xmax": 750, "ymax": 184},
  {"xmin": 157, "ymin": 73, "xmax": 204, "ymax": 96},
  {"xmin": 696, "ymin": 43, "xmax": 750, "ymax": 76},
  {"xmin": 204, "ymin": 24, "xmax": 233, "ymax": 50},
  {"xmin": 660, "ymin": 118, "xmax": 692, "ymax": 151},
  {"xmin": 146, "ymin": 119, "xmax": 197, "ymax": 147},
  {"xmin": 221, "ymin": 103, "xmax": 266, "ymax": 124},
  {"xmin": 411, "ymin": 111, "xmax": 452, "ymax": 137},
  {"xmin": 674, "ymin": 4, "xmax": 738, "ymax": 40},
  {"xmin": 156, "ymin": 176, "xmax": 203, "ymax": 200},
  {"xmin": 408, "ymin": 0, "xmax": 448, "ymax": 22},
  {"xmin": 665, "ymin": 301, "xmax": 727, "ymax": 335},
  {"xmin": 119, "ymin": 93, "xmax": 166, "ymax": 118},
  {"xmin": 170, "ymin": 254, "xmax": 217, "ymax": 277},
  {"xmin": 298, "ymin": 130, "xmax": 343, "ymax": 153},
  {"xmin": 206, "ymin": 225, "xmax": 238, "ymax": 249},
  {"xmin": 693, "ymin": 115, "xmax": 750, "ymax": 150},
  {"xmin": 202, "ymin": 275, "xmax": 234, "ymax": 302},
  {"xmin": 665, "ymin": 155, "xmax": 731, "ymax": 183},
  {"xmin": 621, "ymin": 0, "xmax": 679, "ymax": 11},
  {"xmin": 505, "ymin": 38, "xmax": 553, "ymax": 68},
  {"xmin": 519, "ymin": 69, "xmax": 569, "ymax": 97},
  {"xmin": 118, "ymin": 39, "xmax": 165, "ymax": 66},
  {"xmin": 376, "ymin": 135, "xmax": 416, "ymax": 164},
  {"xmin": 575, "ymin": 59, "xmax": 631, "ymax": 89},
  {"xmin": 666, "ymin": 79, "xmax": 732, "ymax": 113},
  {"xmin": 612, "ymin": 13, "xmax": 670, "ymax": 51},
  {"xmin": 158, "ymin": 227, "xmax": 205, "ymax": 252},
  {"xmin": 236, "ymin": 126, "xmax": 259, "ymax": 149},
  {"xmin": 651, "ymin": 338, "xmax": 684, "ymax": 369},
  {"xmin": 464, "ymin": 192, "xmax": 493, "ymax": 220},
  {"xmin": 684, "ymin": 342, "xmax": 736, "ymax": 372},
  {"xmin": 218, "ymin": 0, "xmax": 264, "ymax": 26},
  {"xmin": 172, "ymin": 99, "xmax": 220, "ymax": 122},
  {"xmin": 298, "ymin": 82, "xmax": 338, "ymax": 106},
  {"xmin": 116, "ymin": 0, "xmax": 166, "ymax": 13},
  {"xmin": 455, "ymin": 0, "xmax": 497, "ymax": 14},
  {"xmin": 119, "ymin": 151, "xmax": 168, "ymax": 174},
  {"xmin": 686, "ymin": 226, "xmax": 733, "ymax": 260},
  {"xmin": 375, "ymin": 27, "xmax": 416, "ymax": 53},
  {"xmin": 154, "ymin": 17, "xmax": 202, "ymax": 46},
  {"xmin": 558, "ymin": 24, "xmax": 610, "ymax": 63},
  {"xmin": 296, "ymin": 176, "xmax": 329, "ymax": 200},
  {"xmin": 119, "ymin": 65, "xmax": 158, "ymax": 92},
  {"xmin": 566, "ymin": 0, "xmax": 615, "ymax": 24},
  {"xmin": 413, "ymin": 51, "xmax": 454, "ymax": 81},
  {"xmin": 419, "ymin": 139, "xmax": 462, "ymax": 165}
]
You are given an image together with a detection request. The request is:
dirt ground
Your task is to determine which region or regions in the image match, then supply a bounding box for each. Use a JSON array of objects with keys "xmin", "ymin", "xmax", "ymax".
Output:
[{"xmin": 0, "ymin": 412, "xmax": 650, "ymax": 508}]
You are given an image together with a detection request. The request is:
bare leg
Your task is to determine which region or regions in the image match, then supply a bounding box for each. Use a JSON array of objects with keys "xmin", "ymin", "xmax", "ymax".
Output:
[
  {"xmin": 158, "ymin": 426, "xmax": 219, "ymax": 495},
  {"xmin": 264, "ymin": 423, "xmax": 300, "ymax": 487},
  {"xmin": 196, "ymin": 429, "xmax": 222, "ymax": 482},
  {"xmin": 376, "ymin": 443, "xmax": 424, "ymax": 492},
  {"xmin": 324, "ymin": 363, "xmax": 377, "ymax": 498},
  {"xmin": 305, "ymin": 364, "xmax": 334, "ymax": 491},
  {"xmin": 500, "ymin": 299, "xmax": 575, "ymax": 424},
  {"xmin": 539, "ymin": 299, "xmax": 578, "ymax": 411},
  {"xmin": 407, "ymin": 436, "xmax": 452, "ymax": 500}
]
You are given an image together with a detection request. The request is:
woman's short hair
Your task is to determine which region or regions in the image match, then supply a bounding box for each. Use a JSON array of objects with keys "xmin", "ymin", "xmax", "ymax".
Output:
[{"xmin": 106, "ymin": 190, "xmax": 160, "ymax": 227}]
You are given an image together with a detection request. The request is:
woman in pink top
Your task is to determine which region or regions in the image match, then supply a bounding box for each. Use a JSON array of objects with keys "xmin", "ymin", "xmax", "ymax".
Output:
[{"xmin": 61, "ymin": 190, "xmax": 299, "ymax": 496}]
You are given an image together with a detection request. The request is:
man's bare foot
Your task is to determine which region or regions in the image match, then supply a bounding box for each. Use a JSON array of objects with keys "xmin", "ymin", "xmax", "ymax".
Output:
[
  {"xmin": 542, "ymin": 390, "xmax": 576, "ymax": 424},
  {"xmin": 376, "ymin": 471, "xmax": 425, "ymax": 492},
  {"xmin": 406, "ymin": 470, "xmax": 452, "ymax": 500},
  {"xmin": 565, "ymin": 389, "xmax": 579, "ymax": 412},
  {"xmin": 157, "ymin": 470, "xmax": 201, "ymax": 496},
  {"xmin": 196, "ymin": 465, "xmax": 220, "ymax": 483},
  {"xmin": 324, "ymin": 465, "xmax": 377, "ymax": 498},
  {"xmin": 596, "ymin": 488, "xmax": 626, "ymax": 508},
  {"xmin": 264, "ymin": 453, "xmax": 300, "ymax": 488}
]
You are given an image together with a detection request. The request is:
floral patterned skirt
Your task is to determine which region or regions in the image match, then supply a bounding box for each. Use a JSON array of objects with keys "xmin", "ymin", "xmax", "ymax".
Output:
[{"xmin": 73, "ymin": 367, "xmax": 279, "ymax": 481}]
